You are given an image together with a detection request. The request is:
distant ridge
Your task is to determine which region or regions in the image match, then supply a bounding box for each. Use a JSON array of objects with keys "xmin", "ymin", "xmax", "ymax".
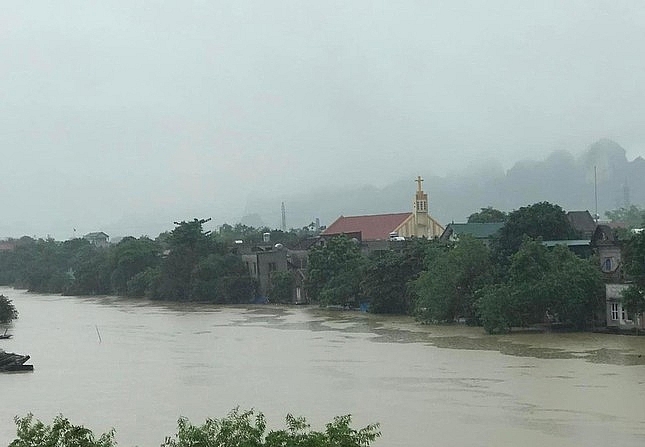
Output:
[{"xmin": 244, "ymin": 140, "xmax": 645, "ymax": 229}]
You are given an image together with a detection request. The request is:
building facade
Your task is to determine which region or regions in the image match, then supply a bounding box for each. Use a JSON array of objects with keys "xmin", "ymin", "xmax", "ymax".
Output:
[{"xmin": 322, "ymin": 176, "xmax": 444, "ymax": 245}]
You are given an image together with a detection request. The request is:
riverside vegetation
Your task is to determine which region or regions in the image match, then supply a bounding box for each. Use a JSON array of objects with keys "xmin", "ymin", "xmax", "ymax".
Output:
[
  {"xmin": 9, "ymin": 409, "xmax": 380, "ymax": 447},
  {"xmin": 1, "ymin": 203, "xmax": 644, "ymax": 333},
  {"xmin": 0, "ymin": 294, "xmax": 18, "ymax": 324}
]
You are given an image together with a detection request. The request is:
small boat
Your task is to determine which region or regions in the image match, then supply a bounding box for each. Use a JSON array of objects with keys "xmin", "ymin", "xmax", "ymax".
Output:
[
  {"xmin": 0, "ymin": 349, "xmax": 33, "ymax": 372},
  {"xmin": 0, "ymin": 329, "xmax": 12, "ymax": 339},
  {"xmin": 3, "ymin": 364, "xmax": 33, "ymax": 372}
]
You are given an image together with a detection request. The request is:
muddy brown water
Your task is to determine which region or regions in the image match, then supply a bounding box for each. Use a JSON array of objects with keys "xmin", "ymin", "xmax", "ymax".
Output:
[{"xmin": 1, "ymin": 287, "xmax": 644, "ymax": 446}]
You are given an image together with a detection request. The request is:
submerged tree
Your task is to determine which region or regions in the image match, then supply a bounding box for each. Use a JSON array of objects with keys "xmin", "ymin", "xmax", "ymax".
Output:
[
  {"xmin": 268, "ymin": 271, "xmax": 296, "ymax": 303},
  {"xmin": 477, "ymin": 240, "xmax": 603, "ymax": 333},
  {"xmin": 305, "ymin": 235, "xmax": 365, "ymax": 306},
  {"xmin": 0, "ymin": 295, "xmax": 18, "ymax": 323},
  {"xmin": 414, "ymin": 235, "xmax": 493, "ymax": 323},
  {"xmin": 154, "ymin": 218, "xmax": 215, "ymax": 301}
]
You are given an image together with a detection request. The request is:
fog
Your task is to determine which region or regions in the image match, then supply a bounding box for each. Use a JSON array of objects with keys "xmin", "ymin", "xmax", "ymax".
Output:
[{"xmin": 2, "ymin": 1, "xmax": 644, "ymax": 239}]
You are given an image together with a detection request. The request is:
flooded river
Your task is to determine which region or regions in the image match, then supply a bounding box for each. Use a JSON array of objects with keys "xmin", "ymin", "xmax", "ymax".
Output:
[{"xmin": 1, "ymin": 287, "xmax": 645, "ymax": 446}]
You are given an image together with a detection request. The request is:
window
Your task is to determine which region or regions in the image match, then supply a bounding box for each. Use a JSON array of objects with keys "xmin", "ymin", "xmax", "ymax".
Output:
[
  {"xmin": 268, "ymin": 262, "xmax": 277, "ymax": 272},
  {"xmin": 601, "ymin": 257, "xmax": 617, "ymax": 273},
  {"xmin": 610, "ymin": 302, "xmax": 620, "ymax": 321}
]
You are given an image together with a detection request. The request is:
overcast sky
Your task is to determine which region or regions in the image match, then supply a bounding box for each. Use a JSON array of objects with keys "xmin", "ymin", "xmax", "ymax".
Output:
[{"xmin": 2, "ymin": 1, "xmax": 644, "ymax": 239}]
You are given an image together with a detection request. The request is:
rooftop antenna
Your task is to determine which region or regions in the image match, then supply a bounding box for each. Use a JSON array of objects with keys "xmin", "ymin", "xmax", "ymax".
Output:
[
  {"xmin": 281, "ymin": 202, "xmax": 287, "ymax": 232},
  {"xmin": 594, "ymin": 165, "xmax": 599, "ymax": 222}
]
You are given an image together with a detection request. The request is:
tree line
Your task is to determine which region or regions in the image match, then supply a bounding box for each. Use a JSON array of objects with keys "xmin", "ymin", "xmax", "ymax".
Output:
[
  {"xmin": 0, "ymin": 219, "xmax": 315, "ymax": 304},
  {"xmin": 2, "ymin": 203, "xmax": 644, "ymax": 333},
  {"xmin": 305, "ymin": 202, "xmax": 645, "ymax": 333}
]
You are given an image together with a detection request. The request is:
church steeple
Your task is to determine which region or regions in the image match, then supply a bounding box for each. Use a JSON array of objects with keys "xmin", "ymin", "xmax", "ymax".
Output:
[{"xmin": 414, "ymin": 175, "xmax": 428, "ymax": 213}]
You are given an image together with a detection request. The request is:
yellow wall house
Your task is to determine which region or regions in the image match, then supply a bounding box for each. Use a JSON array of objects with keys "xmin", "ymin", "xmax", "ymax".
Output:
[
  {"xmin": 323, "ymin": 176, "xmax": 444, "ymax": 241},
  {"xmin": 399, "ymin": 176, "xmax": 444, "ymax": 238}
]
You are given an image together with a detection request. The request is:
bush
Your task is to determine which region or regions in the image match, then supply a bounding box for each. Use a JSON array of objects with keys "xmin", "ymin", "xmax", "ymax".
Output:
[
  {"xmin": 11, "ymin": 409, "xmax": 380, "ymax": 447},
  {"xmin": 162, "ymin": 408, "xmax": 380, "ymax": 447},
  {"xmin": 10, "ymin": 414, "xmax": 116, "ymax": 447},
  {"xmin": 0, "ymin": 294, "xmax": 18, "ymax": 324}
]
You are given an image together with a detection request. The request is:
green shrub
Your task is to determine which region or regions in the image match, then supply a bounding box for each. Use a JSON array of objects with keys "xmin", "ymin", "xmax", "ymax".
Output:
[{"xmin": 0, "ymin": 294, "xmax": 18, "ymax": 324}]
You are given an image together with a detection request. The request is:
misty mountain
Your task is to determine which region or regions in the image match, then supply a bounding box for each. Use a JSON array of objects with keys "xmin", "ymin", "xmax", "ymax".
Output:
[{"xmin": 243, "ymin": 139, "xmax": 645, "ymax": 229}]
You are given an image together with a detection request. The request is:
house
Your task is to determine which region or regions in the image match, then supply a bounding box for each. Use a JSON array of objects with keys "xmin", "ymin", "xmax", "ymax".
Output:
[
  {"xmin": 439, "ymin": 222, "xmax": 504, "ymax": 244},
  {"xmin": 591, "ymin": 224, "xmax": 644, "ymax": 330},
  {"xmin": 83, "ymin": 232, "xmax": 110, "ymax": 247},
  {"xmin": 322, "ymin": 176, "xmax": 444, "ymax": 252},
  {"xmin": 566, "ymin": 210, "xmax": 597, "ymax": 238},
  {"xmin": 240, "ymin": 237, "xmax": 308, "ymax": 304}
]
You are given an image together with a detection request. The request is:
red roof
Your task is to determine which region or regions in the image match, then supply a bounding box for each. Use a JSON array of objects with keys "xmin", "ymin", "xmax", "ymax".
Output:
[{"xmin": 322, "ymin": 213, "xmax": 412, "ymax": 241}]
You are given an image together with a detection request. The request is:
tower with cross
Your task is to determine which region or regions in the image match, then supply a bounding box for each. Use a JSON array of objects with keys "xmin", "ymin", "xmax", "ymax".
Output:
[{"xmin": 412, "ymin": 175, "xmax": 437, "ymax": 237}]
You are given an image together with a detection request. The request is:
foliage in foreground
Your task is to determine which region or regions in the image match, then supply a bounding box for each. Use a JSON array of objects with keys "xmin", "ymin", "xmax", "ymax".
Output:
[
  {"xmin": 10, "ymin": 414, "xmax": 116, "ymax": 447},
  {"xmin": 0, "ymin": 294, "xmax": 18, "ymax": 324},
  {"xmin": 10, "ymin": 409, "xmax": 380, "ymax": 447}
]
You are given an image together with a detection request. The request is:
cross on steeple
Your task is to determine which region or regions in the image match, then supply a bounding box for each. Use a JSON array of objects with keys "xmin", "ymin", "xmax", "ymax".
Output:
[{"xmin": 416, "ymin": 175, "xmax": 424, "ymax": 192}]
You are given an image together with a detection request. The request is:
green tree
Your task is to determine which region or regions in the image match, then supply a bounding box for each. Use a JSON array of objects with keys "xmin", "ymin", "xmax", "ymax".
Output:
[
  {"xmin": 189, "ymin": 253, "xmax": 255, "ymax": 303},
  {"xmin": 268, "ymin": 271, "xmax": 295, "ymax": 303},
  {"xmin": 467, "ymin": 207, "xmax": 508, "ymax": 223},
  {"xmin": 109, "ymin": 236, "xmax": 161, "ymax": 295},
  {"xmin": 621, "ymin": 231, "xmax": 645, "ymax": 315},
  {"xmin": 126, "ymin": 266, "xmax": 161, "ymax": 298},
  {"xmin": 605, "ymin": 205, "xmax": 645, "ymax": 229},
  {"xmin": 305, "ymin": 236, "xmax": 365, "ymax": 306},
  {"xmin": 477, "ymin": 240, "xmax": 603, "ymax": 333},
  {"xmin": 473, "ymin": 284, "xmax": 515, "ymax": 334},
  {"xmin": 10, "ymin": 414, "xmax": 116, "ymax": 447},
  {"xmin": 493, "ymin": 201, "xmax": 579, "ymax": 263},
  {"xmin": 161, "ymin": 408, "xmax": 380, "ymax": 447},
  {"xmin": 64, "ymin": 244, "xmax": 112, "ymax": 296},
  {"xmin": 414, "ymin": 236, "xmax": 493, "ymax": 323},
  {"xmin": 0, "ymin": 295, "xmax": 18, "ymax": 323},
  {"xmin": 11, "ymin": 410, "xmax": 380, "ymax": 447},
  {"xmin": 154, "ymin": 219, "xmax": 215, "ymax": 301},
  {"xmin": 361, "ymin": 239, "xmax": 432, "ymax": 314}
]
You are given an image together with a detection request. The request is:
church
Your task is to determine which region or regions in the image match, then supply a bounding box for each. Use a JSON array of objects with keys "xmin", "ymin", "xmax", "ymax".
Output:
[{"xmin": 322, "ymin": 176, "xmax": 444, "ymax": 242}]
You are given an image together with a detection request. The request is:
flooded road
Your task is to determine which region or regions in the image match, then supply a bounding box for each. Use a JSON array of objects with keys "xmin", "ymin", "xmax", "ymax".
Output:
[{"xmin": 1, "ymin": 287, "xmax": 644, "ymax": 446}]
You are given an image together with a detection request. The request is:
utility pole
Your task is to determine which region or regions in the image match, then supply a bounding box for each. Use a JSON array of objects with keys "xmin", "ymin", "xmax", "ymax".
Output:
[
  {"xmin": 281, "ymin": 202, "xmax": 287, "ymax": 232},
  {"xmin": 594, "ymin": 166, "xmax": 599, "ymax": 222}
]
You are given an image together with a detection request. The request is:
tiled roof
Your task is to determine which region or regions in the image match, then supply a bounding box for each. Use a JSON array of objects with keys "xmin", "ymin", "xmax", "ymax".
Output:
[
  {"xmin": 566, "ymin": 211, "xmax": 596, "ymax": 236},
  {"xmin": 542, "ymin": 239, "xmax": 591, "ymax": 247},
  {"xmin": 322, "ymin": 213, "xmax": 413, "ymax": 241},
  {"xmin": 442, "ymin": 222, "xmax": 504, "ymax": 239}
]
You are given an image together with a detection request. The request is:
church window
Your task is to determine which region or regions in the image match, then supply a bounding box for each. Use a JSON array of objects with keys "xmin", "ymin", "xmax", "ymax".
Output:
[{"xmin": 610, "ymin": 303, "xmax": 619, "ymax": 320}]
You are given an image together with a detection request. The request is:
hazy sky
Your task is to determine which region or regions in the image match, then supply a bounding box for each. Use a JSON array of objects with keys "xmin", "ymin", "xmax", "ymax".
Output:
[{"xmin": 2, "ymin": 1, "xmax": 644, "ymax": 239}]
